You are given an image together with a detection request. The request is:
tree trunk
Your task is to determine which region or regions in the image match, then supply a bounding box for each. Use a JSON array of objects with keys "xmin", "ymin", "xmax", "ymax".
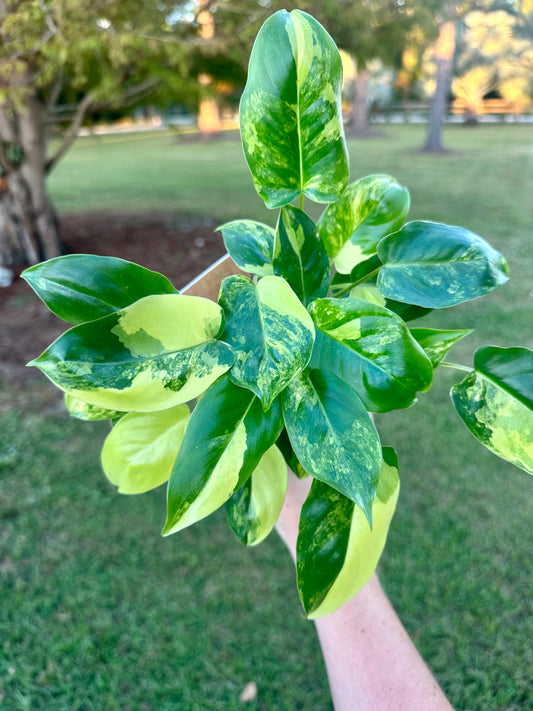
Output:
[
  {"xmin": 423, "ymin": 21, "xmax": 456, "ymax": 153},
  {"xmin": 347, "ymin": 68, "xmax": 370, "ymax": 135},
  {"xmin": 0, "ymin": 97, "xmax": 61, "ymax": 267}
]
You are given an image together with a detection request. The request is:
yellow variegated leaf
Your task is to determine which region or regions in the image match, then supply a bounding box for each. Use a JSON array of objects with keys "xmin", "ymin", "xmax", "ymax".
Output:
[
  {"xmin": 101, "ymin": 405, "xmax": 190, "ymax": 494},
  {"xmin": 29, "ymin": 294, "xmax": 234, "ymax": 412},
  {"xmin": 240, "ymin": 9, "xmax": 348, "ymax": 208},
  {"xmin": 297, "ymin": 447, "xmax": 399, "ymax": 618},
  {"xmin": 226, "ymin": 444, "xmax": 287, "ymax": 546}
]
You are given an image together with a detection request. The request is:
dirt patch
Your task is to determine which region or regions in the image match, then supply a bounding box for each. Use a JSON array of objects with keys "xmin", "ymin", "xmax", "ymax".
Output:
[{"xmin": 0, "ymin": 212, "xmax": 226, "ymax": 398}]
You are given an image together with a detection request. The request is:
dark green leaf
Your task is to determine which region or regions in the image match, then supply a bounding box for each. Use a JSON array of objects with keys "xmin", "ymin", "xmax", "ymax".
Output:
[
  {"xmin": 281, "ymin": 368, "xmax": 382, "ymax": 521},
  {"xmin": 273, "ymin": 206, "xmax": 330, "ymax": 306},
  {"xmin": 217, "ymin": 220, "xmax": 275, "ymax": 277},
  {"xmin": 451, "ymin": 346, "xmax": 533, "ymax": 475},
  {"xmin": 163, "ymin": 376, "xmax": 283, "ymax": 535},
  {"xmin": 377, "ymin": 221, "xmax": 509, "ymax": 308},
  {"xmin": 21, "ymin": 254, "xmax": 178, "ymax": 325},
  {"xmin": 318, "ymin": 174, "xmax": 410, "ymax": 272},
  {"xmin": 309, "ymin": 297, "xmax": 433, "ymax": 412},
  {"xmin": 410, "ymin": 328, "xmax": 472, "ymax": 368},
  {"xmin": 219, "ymin": 275, "xmax": 315, "ymax": 409},
  {"xmin": 28, "ymin": 294, "xmax": 234, "ymax": 412},
  {"xmin": 384, "ymin": 299, "xmax": 432, "ymax": 323},
  {"xmin": 225, "ymin": 444, "xmax": 287, "ymax": 546},
  {"xmin": 239, "ymin": 9, "xmax": 348, "ymax": 208},
  {"xmin": 276, "ymin": 428, "xmax": 308, "ymax": 479},
  {"xmin": 297, "ymin": 447, "xmax": 399, "ymax": 617}
]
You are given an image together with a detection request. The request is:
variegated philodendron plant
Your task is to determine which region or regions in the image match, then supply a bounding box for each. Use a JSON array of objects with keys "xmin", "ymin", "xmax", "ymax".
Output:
[{"xmin": 23, "ymin": 10, "xmax": 533, "ymax": 618}]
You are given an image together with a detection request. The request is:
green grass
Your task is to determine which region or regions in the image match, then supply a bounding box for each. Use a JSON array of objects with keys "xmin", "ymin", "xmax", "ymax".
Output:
[{"xmin": 2, "ymin": 123, "xmax": 533, "ymax": 709}]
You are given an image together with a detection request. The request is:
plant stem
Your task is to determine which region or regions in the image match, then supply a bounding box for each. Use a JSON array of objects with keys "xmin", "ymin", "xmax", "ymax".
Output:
[
  {"xmin": 299, "ymin": 192, "xmax": 304, "ymax": 210},
  {"xmin": 439, "ymin": 361, "xmax": 471, "ymax": 373},
  {"xmin": 332, "ymin": 267, "xmax": 382, "ymax": 297}
]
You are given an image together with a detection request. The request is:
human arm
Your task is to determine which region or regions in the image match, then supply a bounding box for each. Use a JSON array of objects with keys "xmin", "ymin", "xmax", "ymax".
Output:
[{"xmin": 276, "ymin": 472, "xmax": 454, "ymax": 711}]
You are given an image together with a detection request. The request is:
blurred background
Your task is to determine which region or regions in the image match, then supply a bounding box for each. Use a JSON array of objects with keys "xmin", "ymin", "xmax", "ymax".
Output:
[{"xmin": 0, "ymin": 1, "xmax": 532, "ymax": 709}]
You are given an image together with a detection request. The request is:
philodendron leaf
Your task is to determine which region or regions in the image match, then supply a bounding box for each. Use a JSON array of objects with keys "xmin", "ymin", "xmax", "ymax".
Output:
[
  {"xmin": 64, "ymin": 393, "xmax": 125, "ymax": 422},
  {"xmin": 282, "ymin": 368, "xmax": 382, "ymax": 521},
  {"xmin": 219, "ymin": 275, "xmax": 315, "ymax": 409},
  {"xmin": 273, "ymin": 206, "xmax": 330, "ymax": 306},
  {"xmin": 217, "ymin": 220, "xmax": 275, "ymax": 277},
  {"xmin": 225, "ymin": 444, "xmax": 287, "ymax": 546},
  {"xmin": 377, "ymin": 221, "xmax": 509, "ymax": 308},
  {"xmin": 297, "ymin": 447, "xmax": 399, "ymax": 618},
  {"xmin": 451, "ymin": 346, "xmax": 533, "ymax": 475},
  {"xmin": 163, "ymin": 376, "xmax": 283, "ymax": 536},
  {"xmin": 101, "ymin": 405, "xmax": 190, "ymax": 494},
  {"xmin": 240, "ymin": 9, "xmax": 348, "ymax": 208},
  {"xmin": 276, "ymin": 428, "xmax": 309, "ymax": 479},
  {"xmin": 318, "ymin": 175, "xmax": 410, "ymax": 273},
  {"xmin": 384, "ymin": 299, "xmax": 432, "ymax": 323},
  {"xmin": 309, "ymin": 297, "xmax": 433, "ymax": 412},
  {"xmin": 22, "ymin": 254, "xmax": 178, "ymax": 325},
  {"xmin": 29, "ymin": 294, "xmax": 234, "ymax": 412},
  {"xmin": 330, "ymin": 253, "xmax": 383, "ymax": 292},
  {"xmin": 349, "ymin": 285, "xmax": 386, "ymax": 307},
  {"xmin": 410, "ymin": 328, "xmax": 472, "ymax": 368}
]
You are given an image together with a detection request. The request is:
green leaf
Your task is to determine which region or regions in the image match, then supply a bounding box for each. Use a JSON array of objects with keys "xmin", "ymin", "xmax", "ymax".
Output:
[
  {"xmin": 451, "ymin": 346, "xmax": 533, "ymax": 475},
  {"xmin": 377, "ymin": 221, "xmax": 509, "ymax": 308},
  {"xmin": 384, "ymin": 299, "xmax": 432, "ymax": 323},
  {"xmin": 225, "ymin": 444, "xmax": 287, "ymax": 546},
  {"xmin": 29, "ymin": 294, "xmax": 234, "ymax": 412},
  {"xmin": 21, "ymin": 254, "xmax": 178, "ymax": 325},
  {"xmin": 64, "ymin": 393, "xmax": 125, "ymax": 421},
  {"xmin": 318, "ymin": 175, "xmax": 410, "ymax": 273},
  {"xmin": 163, "ymin": 376, "xmax": 284, "ymax": 536},
  {"xmin": 239, "ymin": 9, "xmax": 348, "ymax": 208},
  {"xmin": 349, "ymin": 285, "xmax": 386, "ymax": 307},
  {"xmin": 309, "ymin": 297, "xmax": 433, "ymax": 412},
  {"xmin": 297, "ymin": 447, "xmax": 400, "ymax": 618},
  {"xmin": 219, "ymin": 275, "xmax": 315, "ymax": 409},
  {"xmin": 276, "ymin": 428, "xmax": 309, "ymax": 479},
  {"xmin": 101, "ymin": 405, "xmax": 190, "ymax": 494},
  {"xmin": 273, "ymin": 206, "xmax": 330, "ymax": 306},
  {"xmin": 281, "ymin": 368, "xmax": 382, "ymax": 521},
  {"xmin": 410, "ymin": 328, "xmax": 472, "ymax": 368},
  {"xmin": 217, "ymin": 220, "xmax": 275, "ymax": 277}
]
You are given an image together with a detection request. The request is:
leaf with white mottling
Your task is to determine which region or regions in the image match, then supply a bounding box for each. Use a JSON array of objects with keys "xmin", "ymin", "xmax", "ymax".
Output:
[
  {"xmin": 163, "ymin": 376, "xmax": 283, "ymax": 535},
  {"xmin": 273, "ymin": 206, "xmax": 330, "ymax": 306},
  {"xmin": 281, "ymin": 368, "xmax": 382, "ymax": 521},
  {"xmin": 22, "ymin": 254, "xmax": 178, "ymax": 324},
  {"xmin": 217, "ymin": 220, "xmax": 275, "ymax": 277},
  {"xmin": 318, "ymin": 175, "xmax": 410, "ymax": 273},
  {"xmin": 28, "ymin": 294, "xmax": 234, "ymax": 412},
  {"xmin": 225, "ymin": 444, "xmax": 287, "ymax": 546},
  {"xmin": 219, "ymin": 275, "xmax": 315, "ymax": 409},
  {"xmin": 297, "ymin": 447, "xmax": 399, "ymax": 618},
  {"xmin": 240, "ymin": 9, "xmax": 348, "ymax": 208},
  {"xmin": 410, "ymin": 328, "xmax": 472, "ymax": 368},
  {"xmin": 309, "ymin": 297, "xmax": 433, "ymax": 412},
  {"xmin": 377, "ymin": 221, "xmax": 509, "ymax": 308},
  {"xmin": 451, "ymin": 346, "xmax": 533, "ymax": 475},
  {"xmin": 101, "ymin": 405, "xmax": 190, "ymax": 494}
]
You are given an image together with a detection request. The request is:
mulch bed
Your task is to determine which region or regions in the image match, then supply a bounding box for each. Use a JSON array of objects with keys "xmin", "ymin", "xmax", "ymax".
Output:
[{"xmin": 0, "ymin": 212, "xmax": 226, "ymax": 394}]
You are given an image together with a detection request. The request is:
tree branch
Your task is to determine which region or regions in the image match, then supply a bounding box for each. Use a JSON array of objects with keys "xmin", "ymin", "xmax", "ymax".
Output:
[{"xmin": 45, "ymin": 92, "xmax": 93, "ymax": 173}]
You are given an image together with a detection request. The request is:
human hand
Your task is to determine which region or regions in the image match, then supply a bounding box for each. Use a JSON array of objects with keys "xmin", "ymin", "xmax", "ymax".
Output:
[{"xmin": 275, "ymin": 469, "xmax": 312, "ymax": 562}]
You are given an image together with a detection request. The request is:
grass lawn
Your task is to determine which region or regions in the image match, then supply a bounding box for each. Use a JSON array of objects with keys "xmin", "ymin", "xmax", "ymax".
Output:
[{"xmin": 1, "ymin": 123, "xmax": 532, "ymax": 709}]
